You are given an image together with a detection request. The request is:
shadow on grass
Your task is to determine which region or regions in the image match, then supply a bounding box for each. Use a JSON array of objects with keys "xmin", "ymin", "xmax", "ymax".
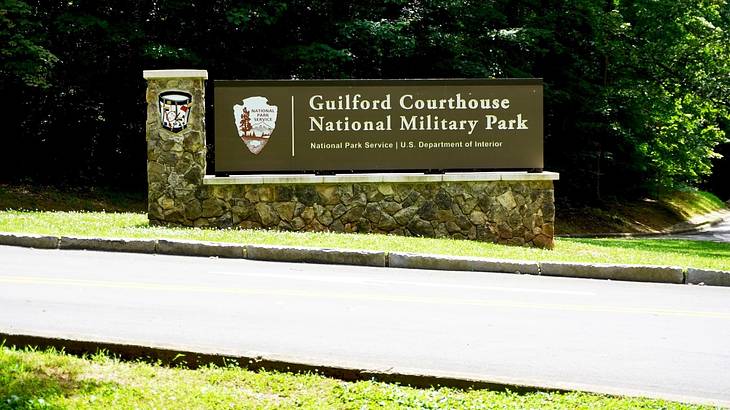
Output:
[
  {"xmin": 567, "ymin": 238, "xmax": 730, "ymax": 260},
  {"xmin": 0, "ymin": 184, "xmax": 145, "ymax": 213},
  {"xmin": 0, "ymin": 348, "xmax": 120, "ymax": 408}
]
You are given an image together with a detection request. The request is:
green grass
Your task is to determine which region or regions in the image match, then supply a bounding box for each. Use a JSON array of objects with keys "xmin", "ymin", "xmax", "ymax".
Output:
[
  {"xmin": 556, "ymin": 189, "xmax": 729, "ymax": 235},
  {"xmin": 0, "ymin": 345, "xmax": 711, "ymax": 409},
  {"xmin": 659, "ymin": 189, "xmax": 728, "ymax": 220},
  {"xmin": 0, "ymin": 210, "xmax": 728, "ymax": 271},
  {"xmin": 0, "ymin": 184, "xmax": 145, "ymax": 213}
]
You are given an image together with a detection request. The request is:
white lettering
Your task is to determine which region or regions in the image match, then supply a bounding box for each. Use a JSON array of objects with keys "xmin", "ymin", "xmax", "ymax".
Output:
[{"xmin": 310, "ymin": 116, "xmax": 324, "ymax": 131}]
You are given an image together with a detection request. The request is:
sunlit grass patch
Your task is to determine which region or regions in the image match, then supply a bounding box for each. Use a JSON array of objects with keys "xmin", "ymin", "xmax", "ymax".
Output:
[
  {"xmin": 0, "ymin": 210, "xmax": 728, "ymax": 271},
  {"xmin": 0, "ymin": 345, "xmax": 711, "ymax": 409},
  {"xmin": 660, "ymin": 189, "xmax": 727, "ymax": 220}
]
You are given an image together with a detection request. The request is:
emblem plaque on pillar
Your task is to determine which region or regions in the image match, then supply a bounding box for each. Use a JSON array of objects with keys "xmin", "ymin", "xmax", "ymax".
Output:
[
  {"xmin": 233, "ymin": 96, "xmax": 278, "ymax": 155},
  {"xmin": 158, "ymin": 91, "xmax": 193, "ymax": 132}
]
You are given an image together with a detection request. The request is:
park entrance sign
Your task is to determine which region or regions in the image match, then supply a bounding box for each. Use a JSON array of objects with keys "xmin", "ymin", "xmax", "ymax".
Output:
[
  {"xmin": 214, "ymin": 79, "xmax": 543, "ymax": 174},
  {"xmin": 144, "ymin": 70, "xmax": 558, "ymax": 249}
]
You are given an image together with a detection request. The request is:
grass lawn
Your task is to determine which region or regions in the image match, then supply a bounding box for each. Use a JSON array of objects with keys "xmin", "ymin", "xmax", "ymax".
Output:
[
  {"xmin": 556, "ymin": 189, "xmax": 728, "ymax": 235},
  {"xmin": 0, "ymin": 345, "xmax": 711, "ymax": 409},
  {"xmin": 0, "ymin": 185, "xmax": 145, "ymax": 213},
  {"xmin": 0, "ymin": 184, "xmax": 727, "ymax": 271},
  {"xmin": 0, "ymin": 210, "xmax": 728, "ymax": 271}
]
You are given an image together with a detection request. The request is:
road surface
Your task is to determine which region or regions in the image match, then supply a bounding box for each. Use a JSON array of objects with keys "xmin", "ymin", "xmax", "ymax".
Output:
[
  {"xmin": 1, "ymin": 245, "xmax": 729, "ymax": 405},
  {"xmin": 666, "ymin": 217, "xmax": 730, "ymax": 243}
]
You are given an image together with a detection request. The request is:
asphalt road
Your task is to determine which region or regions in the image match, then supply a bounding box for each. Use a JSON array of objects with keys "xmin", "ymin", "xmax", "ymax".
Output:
[
  {"xmin": 666, "ymin": 217, "xmax": 730, "ymax": 243},
  {"xmin": 1, "ymin": 245, "xmax": 729, "ymax": 406}
]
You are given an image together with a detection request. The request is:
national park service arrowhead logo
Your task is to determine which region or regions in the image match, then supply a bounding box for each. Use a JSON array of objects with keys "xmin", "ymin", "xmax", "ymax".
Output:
[{"xmin": 233, "ymin": 96, "xmax": 278, "ymax": 155}]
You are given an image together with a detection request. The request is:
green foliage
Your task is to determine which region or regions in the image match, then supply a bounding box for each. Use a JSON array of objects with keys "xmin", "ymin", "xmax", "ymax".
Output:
[
  {"xmin": 601, "ymin": 0, "xmax": 730, "ymax": 191},
  {"xmin": 226, "ymin": 2, "xmax": 288, "ymax": 27},
  {"xmin": 0, "ymin": 0, "xmax": 728, "ymax": 198},
  {"xmin": 280, "ymin": 43, "xmax": 352, "ymax": 79},
  {"xmin": 142, "ymin": 43, "xmax": 201, "ymax": 65},
  {"xmin": 0, "ymin": 0, "xmax": 57, "ymax": 87}
]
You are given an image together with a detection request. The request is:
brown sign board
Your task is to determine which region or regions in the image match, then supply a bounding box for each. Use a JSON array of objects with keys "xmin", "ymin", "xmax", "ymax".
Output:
[{"xmin": 213, "ymin": 79, "xmax": 543, "ymax": 174}]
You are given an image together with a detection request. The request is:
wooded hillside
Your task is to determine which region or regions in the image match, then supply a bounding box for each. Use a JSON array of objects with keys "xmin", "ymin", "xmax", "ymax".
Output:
[{"xmin": 1, "ymin": 0, "xmax": 728, "ymax": 201}]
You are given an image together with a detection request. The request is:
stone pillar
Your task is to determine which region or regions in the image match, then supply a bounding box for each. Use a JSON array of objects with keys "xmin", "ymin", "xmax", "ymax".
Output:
[{"xmin": 143, "ymin": 69, "xmax": 208, "ymax": 225}]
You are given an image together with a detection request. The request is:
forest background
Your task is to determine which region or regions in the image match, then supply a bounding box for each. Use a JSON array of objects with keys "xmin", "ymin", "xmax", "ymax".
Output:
[{"xmin": 2, "ymin": 0, "xmax": 729, "ymax": 203}]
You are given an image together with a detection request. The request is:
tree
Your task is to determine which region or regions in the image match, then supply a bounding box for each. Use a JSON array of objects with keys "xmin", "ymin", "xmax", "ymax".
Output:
[
  {"xmin": 239, "ymin": 108, "xmax": 252, "ymax": 136},
  {"xmin": 0, "ymin": 0, "xmax": 57, "ymax": 88},
  {"xmin": 1, "ymin": 0, "xmax": 727, "ymax": 201},
  {"xmin": 602, "ymin": 0, "xmax": 730, "ymax": 189}
]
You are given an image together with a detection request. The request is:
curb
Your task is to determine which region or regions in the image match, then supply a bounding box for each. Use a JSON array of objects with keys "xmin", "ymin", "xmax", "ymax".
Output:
[
  {"xmin": 157, "ymin": 239, "xmax": 246, "ymax": 258},
  {"xmin": 247, "ymin": 244, "xmax": 387, "ymax": 267},
  {"xmin": 60, "ymin": 236, "xmax": 157, "ymax": 254},
  {"xmin": 540, "ymin": 262, "xmax": 684, "ymax": 284},
  {"xmin": 686, "ymin": 268, "xmax": 730, "ymax": 287},
  {"xmin": 0, "ymin": 232, "xmax": 728, "ymax": 287},
  {"xmin": 0, "ymin": 233, "xmax": 59, "ymax": 249},
  {"xmin": 389, "ymin": 252, "xmax": 540, "ymax": 275}
]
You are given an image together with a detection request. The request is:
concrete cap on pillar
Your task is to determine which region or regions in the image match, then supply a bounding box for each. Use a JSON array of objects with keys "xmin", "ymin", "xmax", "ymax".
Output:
[{"xmin": 143, "ymin": 69, "xmax": 208, "ymax": 79}]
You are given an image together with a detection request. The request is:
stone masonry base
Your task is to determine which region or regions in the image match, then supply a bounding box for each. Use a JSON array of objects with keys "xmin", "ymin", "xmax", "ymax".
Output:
[{"xmin": 149, "ymin": 180, "xmax": 555, "ymax": 249}]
